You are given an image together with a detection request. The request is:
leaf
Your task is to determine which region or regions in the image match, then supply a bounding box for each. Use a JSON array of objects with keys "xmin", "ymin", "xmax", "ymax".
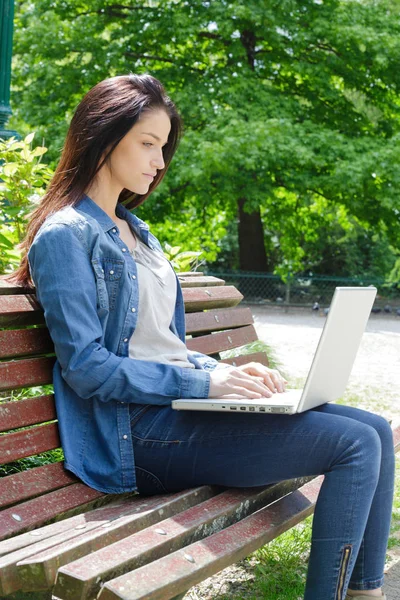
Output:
[
  {"xmin": 2, "ymin": 163, "xmax": 18, "ymax": 176},
  {"xmin": 32, "ymin": 146, "xmax": 48, "ymax": 157},
  {"xmin": 0, "ymin": 232, "xmax": 14, "ymax": 249},
  {"xmin": 168, "ymin": 245, "xmax": 181, "ymax": 257},
  {"xmin": 24, "ymin": 132, "xmax": 35, "ymax": 144}
]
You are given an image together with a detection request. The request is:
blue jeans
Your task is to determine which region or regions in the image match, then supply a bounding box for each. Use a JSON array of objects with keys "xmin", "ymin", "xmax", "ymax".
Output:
[{"xmin": 129, "ymin": 402, "xmax": 395, "ymax": 600}]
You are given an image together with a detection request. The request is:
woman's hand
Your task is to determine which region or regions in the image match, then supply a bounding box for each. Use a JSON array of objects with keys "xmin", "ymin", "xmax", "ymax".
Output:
[
  {"xmin": 208, "ymin": 362, "xmax": 288, "ymax": 399},
  {"xmin": 236, "ymin": 362, "xmax": 288, "ymax": 394}
]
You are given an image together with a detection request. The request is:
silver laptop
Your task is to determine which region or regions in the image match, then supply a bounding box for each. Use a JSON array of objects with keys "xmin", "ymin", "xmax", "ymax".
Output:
[{"xmin": 172, "ymin": 286, "xmax": 377, "ymax": 415}]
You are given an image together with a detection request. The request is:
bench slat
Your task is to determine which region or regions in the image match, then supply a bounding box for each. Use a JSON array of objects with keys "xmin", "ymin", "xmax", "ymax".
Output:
[
  {"xmin": 182, "ymin": 287, "xmax": 243, "ymax": 312},
  {"xmin": 0, "ymin": 294, "xmax": 44, "ymax": 327},
  {"xmin": 0, "ymin": 279, "xmax": 34, "ymax": 296},
  {"xmin": 47, "ymin": 478, "xmax": 312, "ymax": 600},
  {"xmin": 185, "ymin": 307, "xmax": 253, "ymax": 335},
  {"xmin": 0, "ymin": 328, "xmax": 53, "ymax": 360},
  {"xmin": 220, "ymin": 351, "xmax": 269, "ymax": 367},
  {"xmin": 0, "ymin": 487, "xmax": 216, "ymax": 596},
  {"xmin": 0, "ymin": 395, "xmax": 56, "ymax": 433},
  {"xmin": 0, "ymin": 309, "xmax": 255, "ymax": 360},
  {"xmin": 0, "ymin": 423, "xmax": 60, "ymax": 465},
  {"xmin": 177, "ymin": 276, "xmax": 224, "ymax": 288},
  {"xmin": 0, "ymin": 462, "xmax": 76, "ymax": 510},
  {"xmin": 0, "ymin": 495, "xmax": 139, "ymax": 557},
  {"xmin": 0, "ymin": 356, "xmax": 55, "ymax": 392},
  {"xmin": 0, "ymin": 484, "xmax": 106, "ymax": 542},
  {"xmin": 186, "ymin": 325, "xmax": 258, "ymax": 355},
  {"xmin": 98, "ymin": 477, "xmax": 323, "ymax": 600}
]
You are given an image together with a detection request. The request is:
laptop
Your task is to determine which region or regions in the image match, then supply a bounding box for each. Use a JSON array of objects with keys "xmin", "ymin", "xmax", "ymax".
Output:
[{"xmin": 172, "ymin": 286, "xmax": 377, "ymax": 415}]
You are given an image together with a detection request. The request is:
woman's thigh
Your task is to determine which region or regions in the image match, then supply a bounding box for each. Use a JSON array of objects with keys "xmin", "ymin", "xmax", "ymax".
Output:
[{"xmin": 131, "ymin": 402, "xmax": 387, "ymax": 494}]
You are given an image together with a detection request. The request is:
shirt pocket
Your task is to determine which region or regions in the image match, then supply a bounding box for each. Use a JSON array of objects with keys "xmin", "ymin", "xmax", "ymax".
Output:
[{"xmin": 91, "ymin": 257, "xmax": 125, "ymax": 311}]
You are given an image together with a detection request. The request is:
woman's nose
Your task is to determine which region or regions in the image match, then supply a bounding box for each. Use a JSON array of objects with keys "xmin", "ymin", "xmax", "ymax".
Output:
[{"xmin": 152, "ymin": 149, "xmax": 165, "ymax": 171}]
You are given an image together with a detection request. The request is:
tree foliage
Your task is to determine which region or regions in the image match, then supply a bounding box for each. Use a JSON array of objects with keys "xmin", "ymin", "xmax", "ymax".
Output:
[
  {"xmin": 9, "ymin": 0, "xmax": 400, "ymax": 279},
  {"xmin": 0, "ymin": 133, "xmax": 52, "ymax": 273}
]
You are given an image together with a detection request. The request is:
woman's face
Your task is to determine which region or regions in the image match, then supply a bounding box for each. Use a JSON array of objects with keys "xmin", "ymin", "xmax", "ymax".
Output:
[{"xmin": 107, "ymin": 108, "xmax": 171, "ymax": 194}]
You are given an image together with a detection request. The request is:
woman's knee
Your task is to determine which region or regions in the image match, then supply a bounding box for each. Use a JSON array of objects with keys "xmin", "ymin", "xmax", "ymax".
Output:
[
  {"xmin": 368, "ymin": 413, "xmax": 394, "ymax": 447},
  {"xmin": 340, "ymin": 421, "xmax": 382, "ymax": 482}
]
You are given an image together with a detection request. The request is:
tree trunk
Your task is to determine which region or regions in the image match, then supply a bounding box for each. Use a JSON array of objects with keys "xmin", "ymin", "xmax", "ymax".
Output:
[{"xmin": 238, "ymin": 197, "xmax": 268, "ymax": 272}]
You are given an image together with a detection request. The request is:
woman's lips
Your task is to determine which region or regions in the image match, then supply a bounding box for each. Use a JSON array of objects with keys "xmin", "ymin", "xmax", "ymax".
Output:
[{"xmin": 143, "ymin": 173, "xmax": 155, "ymax": 180}]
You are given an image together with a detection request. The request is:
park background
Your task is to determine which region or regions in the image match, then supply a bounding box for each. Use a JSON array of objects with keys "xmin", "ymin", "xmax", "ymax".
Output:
[
  {"xmin": 1, "ymin": 1, "xmax": 400, "ymax": 599},
  {"xmin": 1, "ymin": 0, "xmax": 400, "ymax": 310}
]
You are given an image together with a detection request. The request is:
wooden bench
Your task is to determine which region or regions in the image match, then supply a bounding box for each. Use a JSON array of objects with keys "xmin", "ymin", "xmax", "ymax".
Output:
[{"xmin": 1, "ymin": 273, "xmax": 399, "ymax": 600}]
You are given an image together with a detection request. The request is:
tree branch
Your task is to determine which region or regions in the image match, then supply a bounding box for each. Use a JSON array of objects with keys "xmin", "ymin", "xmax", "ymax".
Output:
[
  {"xmin": 312, "ymin": 43, "xmax": 342, "ymax": 58},
  {"xmin": 198, "ymin": 31, "xmax": 230, "ymax": 46}
]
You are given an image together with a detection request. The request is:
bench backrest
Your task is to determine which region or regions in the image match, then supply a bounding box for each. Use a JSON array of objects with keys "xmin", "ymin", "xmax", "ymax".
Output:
[{"xmin": 0, "ymin": 273, "xmax": 267, "ymax": 541}]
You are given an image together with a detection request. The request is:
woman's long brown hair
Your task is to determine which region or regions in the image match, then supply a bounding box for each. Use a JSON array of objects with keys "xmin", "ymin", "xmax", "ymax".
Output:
[{"xmin": 3, "ymin": 73, "xmax": 182, "ymax": 289}]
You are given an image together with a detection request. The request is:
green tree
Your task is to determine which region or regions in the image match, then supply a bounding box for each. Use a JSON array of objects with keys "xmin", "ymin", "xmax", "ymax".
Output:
[{"xmin": 10, "ymin": 0, "xmax": 400, "ymax": 279}]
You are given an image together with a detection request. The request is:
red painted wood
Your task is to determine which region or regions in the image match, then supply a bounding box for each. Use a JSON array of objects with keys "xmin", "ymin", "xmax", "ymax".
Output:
[
  {"xmin": 52, "ymin": 479, "xmax": 311, "ymax": 600},
  {"xmin": 177, "ymin": 276, "xmax": 225, "ymax": 288},
  {"xmin": 0, "ymin": 278, "xmax": 35, "ymax": 296},
  {"xmin": 0, "ymin": 495, "xmax": 140, "ymax": 558},
  {"xmin": 0, "ymin": 423, "xmax": 60, "ymax": 464},
  {"xmin": 18, "ymin": 487, "xmax": 218, "ymax": 594},
  {"xmin": 186, "ymin": 325, "xmax": 258, "ymax": 355},
  {"xmin": 220, "ymin": 351, "xmax": 269, "ymax": 367},
  {"xmin": 0, "ymin": 356, "xmax": 55, "ymax": 392},
  {"xmin": 185, "ymin": 307, "xmax": 253, "ymax": 335},
  {"xmin": 0, "ymin": 294, "xmax": 44, "ymax": 327},
  {"xmin": 182, "ymin": 286, "xmax": 243, "ymax": 313},
  {"xmin": 0, "ymin": 395, "xmax": 56, "ymax": 433},
  {"xmin": 0, "ymin": 488, "xmax": 216, "ymax": 596},
  {"xmin": 0, "ymin": 462, "xmax": 76, "ymax": 510},
  {"xmin": 0, "ymin": 328, "xmax": 53, "ymax": 359},
  {"xmin": 96, "ymin": 477, "xmax": 323, "ymax": 600},
  {"xmin": 0, "ymin": 484, "xmax": 105, "ymax": 542},
  {"xmin": 0, "ymin": 498, "xmax": 138, "ymax": 596}
]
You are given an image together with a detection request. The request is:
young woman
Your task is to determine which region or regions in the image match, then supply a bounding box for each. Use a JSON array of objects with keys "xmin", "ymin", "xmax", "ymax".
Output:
[{"xmin": 6, "ymin": 74, "xmax": 394, "ymax": 600}]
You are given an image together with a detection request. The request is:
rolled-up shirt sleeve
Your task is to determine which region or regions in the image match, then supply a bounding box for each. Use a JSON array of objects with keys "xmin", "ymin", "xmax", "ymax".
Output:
[
  {"xmin": 187, "ymin": 350, "xmax": 231, "ymax": 371},
  {"xmin": 28, "ymin": 222, "xmax": 210, "ymax": 405}
]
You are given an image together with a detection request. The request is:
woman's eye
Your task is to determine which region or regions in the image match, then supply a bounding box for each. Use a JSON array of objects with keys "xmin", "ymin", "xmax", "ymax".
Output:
[{"xmin": 143, "ymin": 142, "xmax": 153, "ymax": 147}]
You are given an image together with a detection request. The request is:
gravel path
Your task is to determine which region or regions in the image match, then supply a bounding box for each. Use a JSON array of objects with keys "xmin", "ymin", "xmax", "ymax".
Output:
[
  {"xmin": 251, "ymin": 306, "xmax": 400, "ymax": 425},
  {"xmin": 183, "ymin": 306, "xmax": 400, "ymax": 600}
]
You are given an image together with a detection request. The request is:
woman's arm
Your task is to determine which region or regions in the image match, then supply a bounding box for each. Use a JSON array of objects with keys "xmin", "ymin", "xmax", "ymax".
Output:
[{"xmin": 28, "ymin": 222, "xmax": 210, "ymax": 405}]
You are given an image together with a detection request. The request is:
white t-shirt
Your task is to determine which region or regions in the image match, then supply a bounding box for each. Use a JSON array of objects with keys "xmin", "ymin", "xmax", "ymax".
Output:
[{"xmin": 128, "ymin": 235, "xmax": 195, "ymax": 369}]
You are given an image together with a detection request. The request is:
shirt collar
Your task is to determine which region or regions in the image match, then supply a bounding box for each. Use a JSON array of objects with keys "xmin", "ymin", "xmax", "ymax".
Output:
[{"xmin": 75, "ymin": 194, "xmax": 150, "ymax": 237}]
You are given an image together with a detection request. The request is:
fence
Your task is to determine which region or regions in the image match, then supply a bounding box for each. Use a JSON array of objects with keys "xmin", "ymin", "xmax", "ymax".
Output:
[{"xmin": 205, "ymin": 270, "xmax": 400, "ymax": 311}]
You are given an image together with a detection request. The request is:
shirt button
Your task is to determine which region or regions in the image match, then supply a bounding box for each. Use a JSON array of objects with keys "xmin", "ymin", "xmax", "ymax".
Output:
[
  {"xmin": 131, "ymin": 274, "xmax": 136, "ymax": 280},
  {"xmin": 131, "ymin": 307, "xmax": 136, "ymax": 312},
  {"xmin": 110, "ymin": 270, "xmax": 114, "ymax": 275},
  {"xmin": 124, "ymin": 338, "xmax": 128, "ymax": 342},
  {"xmin": 122, "ymin": 435, "xmax": 128, "ymax": 440},
  {"xmin": 112, "ymin": 228, "xmax": 117, "ymax": 233},
  {"xmin": 122, "ymin": 248, "xmax": 127, "ymax": 252}
]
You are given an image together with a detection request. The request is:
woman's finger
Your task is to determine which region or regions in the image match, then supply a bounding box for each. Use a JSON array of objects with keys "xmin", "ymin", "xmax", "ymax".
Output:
[{"xmin": 233, "ymin": 370, "xmax": 274, "ymax": 396}]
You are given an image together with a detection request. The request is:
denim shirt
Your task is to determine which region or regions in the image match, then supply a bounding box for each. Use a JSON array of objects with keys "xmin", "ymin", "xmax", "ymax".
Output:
[{"xmin": 27, "ymin": 194, "xmax": 216, "ymax": 493}]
